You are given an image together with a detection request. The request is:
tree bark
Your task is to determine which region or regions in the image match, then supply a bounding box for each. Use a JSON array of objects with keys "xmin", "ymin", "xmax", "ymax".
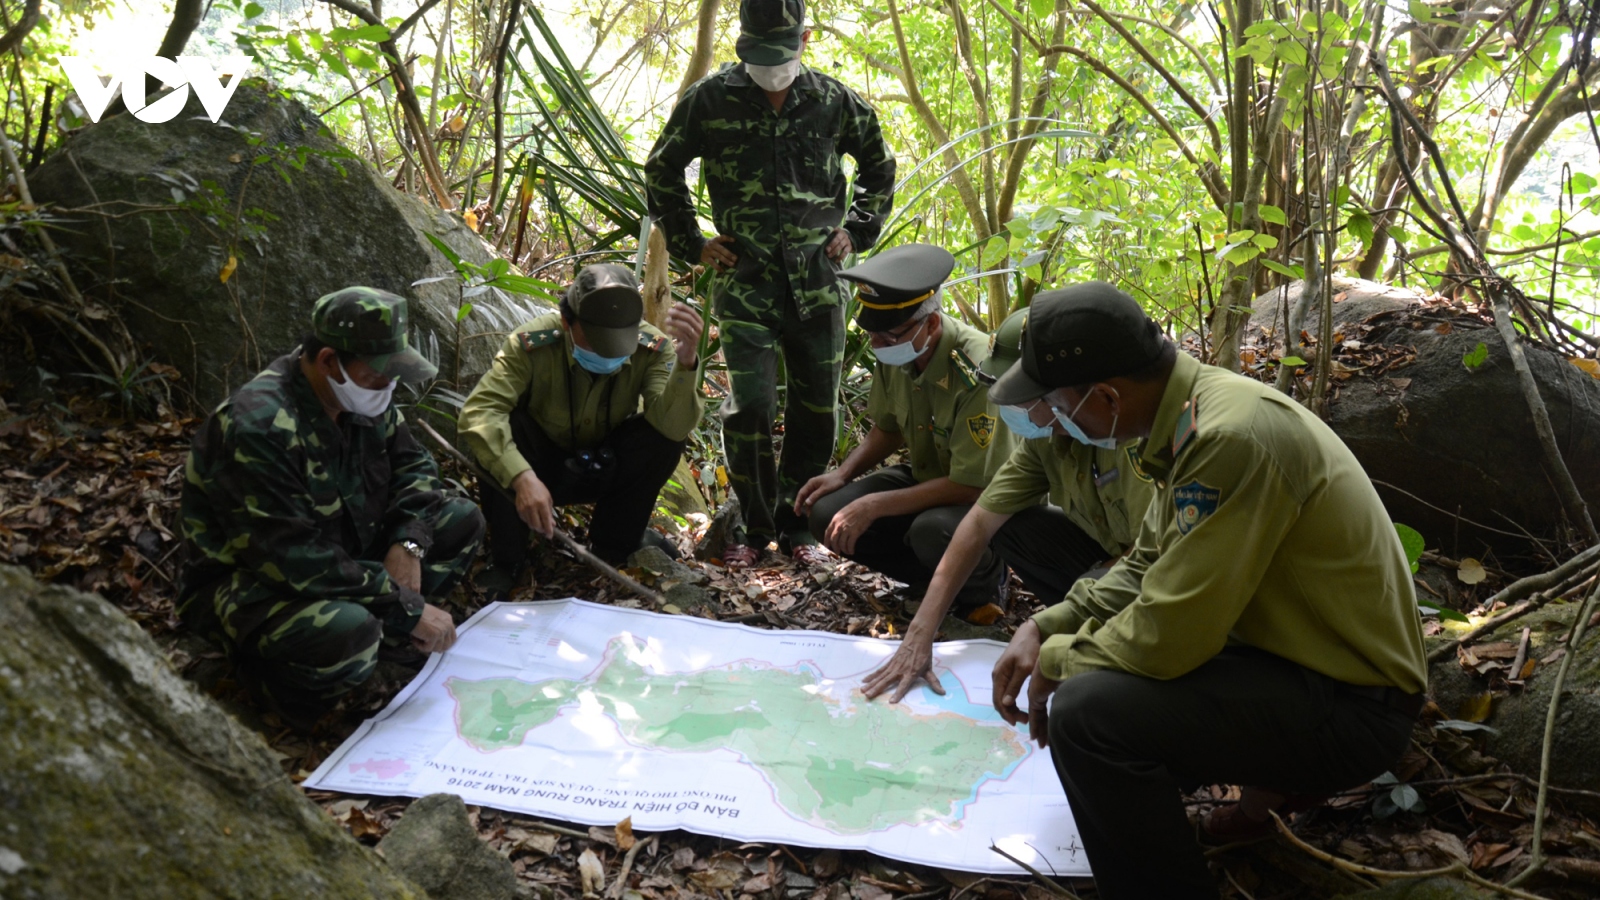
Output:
[{"xmin": 0, "ymin": 0, "xmax": 42, "ymax": 56}]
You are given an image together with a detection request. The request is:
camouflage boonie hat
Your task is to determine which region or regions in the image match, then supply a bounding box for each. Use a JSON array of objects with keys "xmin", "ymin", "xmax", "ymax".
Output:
[
  {"xmin": 566, "ymin": 263, "xmax": 644, "ymax": 359},
  {"xmin": 978, "ymin": 307, "xmax": 1029, "ymax": 382},
  {"xmin": 737, "ymin": 0, "xmax": 806, "ymax": 65},
  {"xmin": 311, "ymin": 286, "xmax": 438, "ymax": 383}
]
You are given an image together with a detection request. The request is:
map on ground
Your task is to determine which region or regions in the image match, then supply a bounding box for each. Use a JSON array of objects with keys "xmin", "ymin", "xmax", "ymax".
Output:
[{"xmin": 305, "ymin": 599, "xmax": 1087, "ymax": 876}]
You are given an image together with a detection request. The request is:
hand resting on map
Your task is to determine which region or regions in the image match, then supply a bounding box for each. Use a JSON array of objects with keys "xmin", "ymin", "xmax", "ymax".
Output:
[
  {"xmin": 861, "ymin": 624, "xmax": 944, "ymax": 703},
  {"xmin": 992, "ymin": 619, "xmax": 1058, "ymax": 747}
]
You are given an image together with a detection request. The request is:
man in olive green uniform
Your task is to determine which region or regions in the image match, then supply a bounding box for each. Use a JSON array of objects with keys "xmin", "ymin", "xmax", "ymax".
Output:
[
  {"xmin": 179, "ymin": 288, "xmax": 484, "ymax": 725},
  {"xmin": 863, "ymin": 307, "xmax": 1158, "ymax": 703},
  {"xmin": 643, "ymin": 0, "xmax": 896, "ymax": 562},
  {"xmin": 986, "ymin": 283, "xmax": 1427, "ymax": 900},
  {"xmin": 795, "ymin": 244, "xmax": 1014, "ymax": 609},
  {"xmin": 459, "ymin": 265, "xmax": 704, "ymax": 588}
]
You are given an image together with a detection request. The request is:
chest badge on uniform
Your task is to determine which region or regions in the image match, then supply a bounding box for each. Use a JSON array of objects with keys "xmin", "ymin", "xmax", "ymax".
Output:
[
  {"xmin": 1173, "ymin": 480, "xmax": 1220, "ymax": 535},
  {"xmin": 967, "ymin": 413, "xmax": 997, "ymax": 449}
]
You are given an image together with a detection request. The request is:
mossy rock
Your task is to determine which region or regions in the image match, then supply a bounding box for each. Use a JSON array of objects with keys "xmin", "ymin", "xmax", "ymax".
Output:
[
  {"xmin": 0, "ymin": 565, "xmax": 424, "ymax": 898},
  {"xmin": 29, "ymin": 81, "xmax": 548, "ymax": 408},
  {"xmin": 1335, "ymin": 876, "xmax": 1497, "ymax": 899}
]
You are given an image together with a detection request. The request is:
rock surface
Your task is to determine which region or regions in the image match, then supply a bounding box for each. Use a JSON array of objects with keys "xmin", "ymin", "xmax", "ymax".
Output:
[
  {"xmin": 1248, "ymin": 278, "xmax": 1600, "ymax": 557},
  {"xmin": 376, "ymin": 794, "xmax": 518, "ymax": 900},
  {"xmin": 1336, "ymin": 876, "xmax": 1497, "ymax": 899},
  {"xmin": 1427, "ymin": 599, "xmax": 1600, "ymax": 791},
  {"xmin": 0, "ymin": 564, "xmax": 423, "ymax": 899},
  {"xmin": 29, "ymin": 81, "xmax": 547, "ymax": 407}
]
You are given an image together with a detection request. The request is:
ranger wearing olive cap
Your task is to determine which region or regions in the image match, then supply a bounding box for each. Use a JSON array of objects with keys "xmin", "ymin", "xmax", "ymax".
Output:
[
  {"xmin": 459, "ymin": 264, "xmax": 705, "ymax": 593},
  {"xmin": 179, "ymin": 287, "xmax": 485, "ymax": 727},
  {"xmin": 985, "ymin": 282, "xmax": 1427, "ymax": 900},
  {"xmin": 795, "ymin": 244, "xmax": 1014, "ymax": 608},
  {"xmin": 644, "ymin": 0, "xmax": 896, "ymax": 564},
  {"xmin": 861, "ymin": 306, "xmax": 1159, "ymax": 704}
]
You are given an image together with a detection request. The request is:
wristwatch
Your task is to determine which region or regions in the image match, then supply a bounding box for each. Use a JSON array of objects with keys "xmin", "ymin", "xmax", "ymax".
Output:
[{"xmin": 400, "ymin": 540, "xmax": 426, "ymax": 560}]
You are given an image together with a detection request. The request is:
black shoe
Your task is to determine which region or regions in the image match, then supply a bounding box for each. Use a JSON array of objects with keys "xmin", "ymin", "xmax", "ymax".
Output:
[
  {"xmin": 476, "ymin": 561, "xmax": 524, "ymax": 602},
  {"xmin": 639, "ymin": 528, "xmax": 681, "ymax": 560}
]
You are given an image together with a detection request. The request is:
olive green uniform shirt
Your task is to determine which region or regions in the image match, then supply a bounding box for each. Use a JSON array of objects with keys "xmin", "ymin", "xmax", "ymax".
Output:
[
  {"xmin": 864, "ymin": 316, "xmax": 1014, "ymax": 488},
  {"xmin": 1032, "ymin": 352, "xmax": 1427, "ymax": 694},
  {"xmin": 460, "ymin": 312, "xmax": 703, "ymax": 489},
  {"xmin": 978, "ymin": 438, "xmax": 1157, "ymax": 558}
]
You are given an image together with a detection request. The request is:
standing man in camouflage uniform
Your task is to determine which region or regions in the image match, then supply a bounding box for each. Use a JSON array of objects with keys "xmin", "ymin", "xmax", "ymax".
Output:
[
  {"xmin": 644, "ymin": 0, "xmax": 896, "ymax": 565},
  {"xmin": 179, "ymin": 288, "xmax": 484, "ymax": 727},
  {"xmin": 863, "ymin": 305, "xmax": 1159, "ymax": 703},
  {"xmin": 459, "ymin": 264, "xmax": 704, "ymax": 593},
  {"xmin": 794, "ymin": 244, "xmax": 1014, "ymax": 608}
]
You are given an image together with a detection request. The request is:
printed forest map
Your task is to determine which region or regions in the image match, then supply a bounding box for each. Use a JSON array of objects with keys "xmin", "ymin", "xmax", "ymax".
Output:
[{"xmin": 306, "ymin": 600, "xmax": 1087, "ymax": 876}]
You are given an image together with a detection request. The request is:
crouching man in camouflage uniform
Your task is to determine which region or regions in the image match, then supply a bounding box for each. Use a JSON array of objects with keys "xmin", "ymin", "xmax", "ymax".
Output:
[
  {"xmin": 178, "ymin": 288, "xmax": 485, "ymax": 725},
  {"xmin": 459, "ymin": 264, "xmax": 704, "ymax": 594}
]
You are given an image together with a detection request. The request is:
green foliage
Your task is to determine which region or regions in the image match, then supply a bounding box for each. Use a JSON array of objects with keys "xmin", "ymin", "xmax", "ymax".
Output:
[
  {"xmin": 1393, "ymin": 524, "xmax": 1425, "ymax": 574},
  {"xmin": 1371, "ymin": 772, "xmax": 1426, "ymax": 820},
  {"xmin": 1462, "ymin": 342, "xmax": 1489, "ymax": 371}
]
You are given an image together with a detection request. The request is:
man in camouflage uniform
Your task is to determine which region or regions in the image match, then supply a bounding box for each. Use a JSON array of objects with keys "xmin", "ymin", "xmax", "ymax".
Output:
[
  {"xmin": 459, "ymin": 264, "xmax": 704, "ymax": 591},
  {"xmin": 179, "ymin": 288, "xmax": 484, "ymax": 725},
  {"xmin": 643, "ymin": 0, "xmax": 896, "ymax": 563},
  {"xmin": 795, "ymin": 244, "xmax": 1015, "ymax": 606},
  {"xmin": 862, "ymin": 306, "xmax": 1159, "ymax": 704}
]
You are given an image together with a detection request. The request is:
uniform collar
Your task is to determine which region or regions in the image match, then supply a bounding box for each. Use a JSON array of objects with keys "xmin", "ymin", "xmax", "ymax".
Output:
[
  {"xmin": 911, "ymin": 317, "xmax": 958, "ymax": 388},
  {"xmin": 1135, "ymin": 351, "xmax": 1202, "ymax": 480}
]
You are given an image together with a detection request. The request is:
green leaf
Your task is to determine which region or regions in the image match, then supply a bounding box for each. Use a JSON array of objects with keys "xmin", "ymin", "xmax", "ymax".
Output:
[
  {"xmin": 981, "ymin": 234, "xmax": 1009, "ymax": 268},
  {"xmin": 331, "ymin": 23, "xmax": 392, "ymax": 42},
  {"xmin": 1347, "ymin": 209, "xmax": 1374, "ymax": 244},
  {"xmin": 424, "ymin": 233, "xmax": 465, "ymax": 269},
  {"xmin": 1261, "ymin": 259, "xmax": 1305, "ymax": 279},
  {"xmin": 1393, "ymin": 523, "xmax": 1424, "ymax": 573},
  {"xmin": 1251, "ymin": 233, "xmax": 1279, "ymax": 249},
  {"xmin": 1462, "ymin": 341, "xmax": 1489, "ymax": 371},
  {"xmin": 1279, "ymin": 355, "xmax": 1308, "ymax": 367},
  {"xmin": 1259, "ymin": 204, "xmax": 1287, "ymax": 226},
  {"xmin": 1572, "ymin": 172, "xmax": 1596, "ymax": 194},
  {"xmin": 244, "ymin": 1, "xmax": 264, "ymax": 16},
  {"xmin": 1275, "ymin": 41, "xmax": 1308, "ymax": 66},
  {"xmin": 456, "ymin": 302, "xmax": 474, "ymax": 323},
  {"xmin": 1028, "ymin": 0, "xmax": 1054, "ymax": 19},
  {"xmin": 1226, "ymin": 228, "xmax": 1256, "ymax": 243}
]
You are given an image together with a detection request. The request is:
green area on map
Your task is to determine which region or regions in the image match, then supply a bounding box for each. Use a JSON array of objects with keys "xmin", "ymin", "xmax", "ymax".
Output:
[{"xmin": 444, "ymin": 638, "xmax": 1027, "ymax": 833}]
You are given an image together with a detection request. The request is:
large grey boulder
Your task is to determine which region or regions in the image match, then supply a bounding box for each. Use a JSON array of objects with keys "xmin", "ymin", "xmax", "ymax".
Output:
[
  {"xmin": 1248, "ymin": 278, "xmax": 1600, "ymax": 556},
  {"xmin": 29, "ymin": 81, "xmax": 547, "ymax": 407},
  {"xmin": 0, "ymin": 564, "xmax": 424, "ymax": 898}
]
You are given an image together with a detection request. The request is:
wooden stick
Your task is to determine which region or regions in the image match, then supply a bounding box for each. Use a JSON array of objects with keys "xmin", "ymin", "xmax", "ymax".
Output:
[
  {"xmin": 987, "ymin": 845, "xmax": 1079, "ymax": 898},
  {"xmin": 414, "ymin": 418, "xmax": 668, "ymax": 607},
  {"xmin": 606, "ymin": 834, "xmax": 655, "ymax": 899}
]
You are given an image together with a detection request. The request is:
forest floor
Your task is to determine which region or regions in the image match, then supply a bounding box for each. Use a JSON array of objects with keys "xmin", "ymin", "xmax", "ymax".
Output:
[{"xmin": 3, "ymin": 390, "xmax": 1600, "ymax": 900}]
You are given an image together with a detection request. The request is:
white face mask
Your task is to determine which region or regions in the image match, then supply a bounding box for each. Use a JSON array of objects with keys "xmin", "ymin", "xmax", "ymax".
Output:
[
  {"xmin": 871, "ymin": 316, "xmax": 932, "ymax": 367},
  {"xmin": 747, "ymin": 59, "xmax": 801, "ymax": 92},
  {"xmin": 329, "ymin": 358, "xmax": 396, "ymax": 418}
]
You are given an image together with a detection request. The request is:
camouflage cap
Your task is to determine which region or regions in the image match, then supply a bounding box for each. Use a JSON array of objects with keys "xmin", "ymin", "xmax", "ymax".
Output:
[
  {"xmin": 736, "ymin": 0, "xmax": 807, "ymax": 65},
  {"xmin": 989, "ymin": 282, "xmax": 1166, "ymax": 406},
  {"xmin": 566, "ymin": 263, "xmax": 644, "ymax": 359},
  {"xmin": 978, "ymin": 306, "xmax": 1029, "ymax": 382},
  {"xmin": 311, "ymin": 286, "xmax": 438, "ymax": 384}
]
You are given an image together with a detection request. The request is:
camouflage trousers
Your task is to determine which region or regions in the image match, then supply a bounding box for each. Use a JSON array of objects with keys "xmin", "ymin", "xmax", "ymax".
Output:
[
  {"xmin": 719, "ymin": 301, "xmax": 843, "ymax": 548},
  {"xmin": 179, "ymin": 496, "xmax": 483, "ymax": 705}
]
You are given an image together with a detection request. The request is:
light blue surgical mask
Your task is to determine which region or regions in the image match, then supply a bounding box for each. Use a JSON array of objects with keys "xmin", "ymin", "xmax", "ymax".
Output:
[
  {"xmin": 1052, "ymin": 390, "xmax": 1119, "ymax": 450},
  {"xmin": 999, "ymin": 403, "xmax": 1054, "ymax": 440},
  {"xmin": 573, "ymin": 345, "xmax": 629, "ymax": 375},
  {"xmin": 871, "ymin": 317, "xmax": 931, "ymax": 367}
]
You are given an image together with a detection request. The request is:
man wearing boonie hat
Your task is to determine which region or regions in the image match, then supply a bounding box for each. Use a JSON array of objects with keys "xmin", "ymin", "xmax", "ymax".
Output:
[
  {"xmin": 644, "ymin": 0, "xmax": 896, "ymax": 567},
  {"xmin": 793, "ymin": 244, "xmax": 1015, "ymax": 608},
  {"xmin": 178, "ymin": 287, "xmax": 485, "ymax": 729},
  {"xmin": 981, "ymin": 282, "xmax": 1426, "ymax": 899},
  {"xmin": 861, "ymin": 304, "xmax": 1158, "ymax": 704},
  {"xmin": 459, "ymin": 264, "xmax": 704, "ymax": 596}
]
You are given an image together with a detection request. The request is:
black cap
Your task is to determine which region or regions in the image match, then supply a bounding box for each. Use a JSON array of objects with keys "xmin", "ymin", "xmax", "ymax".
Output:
[
  {"xmin": 839, "ymin": 244, "xmax": 955, "ymax": 332},
  {"xmin": 989, "ymin": 282, "xmax": 1166, "ymax": 406},
  {"xmin": 737, "ymin": 0, "xmax": 806, "ymax": 65},
  {"xmin": 566, "ymin": 263, "xmax": 643, "ymax": 358}
]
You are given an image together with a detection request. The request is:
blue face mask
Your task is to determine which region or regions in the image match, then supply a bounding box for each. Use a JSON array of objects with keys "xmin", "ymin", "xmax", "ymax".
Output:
[
  {"xmin": 1052, "ymin": 390, "xmax": 1120, "ymax": 450},
  {"xmin": 999, "ymin": 403, "xmax": 1054, "ymax": 440},
  {"xmin": 573, "ymin": 345, "xmax": 629, "ymax": 375},
  {"xmin": 871, "ymin": 317, "xmax": 931, "ymax": 367}
]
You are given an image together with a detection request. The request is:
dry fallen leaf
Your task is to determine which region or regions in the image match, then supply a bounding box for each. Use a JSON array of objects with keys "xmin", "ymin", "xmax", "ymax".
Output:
[
  {"xmin": 615, "ymin": 816, "xmax": 635, "ymax": 852},
  {"xmin": 965, "ymin": 603, "xmax": 1004, "ymax": 626},
  {"xmin": 219, "ymin": 254, "xmax": 238, "ymax": 284},
  {"xmin": 1457, "ymin": 558, "xmax": 1487, "ymax": 585},
  {"xmin": 446, "ymin": 115, "xmax": 466, "ymax": 133},
  {"xmin": 1458, "ymin": 691, "xmax": 1494, "ymax": 723},
  {"xmin": 1569, "ymin": 357, "xmax": 1600, "ymax": 380},
  {"xmin": 578, "ymin": 848, "xmax": 606, "ymax": 897}
]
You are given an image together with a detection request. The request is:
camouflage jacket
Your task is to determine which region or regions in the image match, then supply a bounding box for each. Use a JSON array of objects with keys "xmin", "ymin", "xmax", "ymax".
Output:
[
  {"xmin": 178, "ymin": 352, "xmax": 450, "ymax": 634},
  {"xmin": 643, "ymin": 63, "xmax": 896, "ymax": 323}
]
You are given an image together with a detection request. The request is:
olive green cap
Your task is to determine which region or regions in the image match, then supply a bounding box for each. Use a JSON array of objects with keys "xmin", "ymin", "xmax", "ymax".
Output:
[
  {"xmin": 566, "ymin": 263, "xmax": 644, "ymax": 359},
  {"xmin": 989, "ymin": 282, "xmax": 1165, "ymax": 406},
  {"xmin": 311, "ymin": 286, "xmax": 437, "ymax": 383},
  {"xmin": 979, "ymin": 307, "xmax": 1029, "ymax": 381}
]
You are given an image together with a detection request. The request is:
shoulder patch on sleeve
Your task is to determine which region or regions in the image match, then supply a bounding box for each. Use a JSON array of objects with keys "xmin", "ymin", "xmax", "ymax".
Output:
[
  {"xmin": 639, "ymin": 332, "xmax": 669, "ymax": 353},
  {"xmin": 517, "ymin": 329, "xmax": 562, "ymax": 352},
  {"xmin": 1172, "ymin": 396, "xmax": 1199, "ymax": 457},
  {"xmin": 1173, "ymin": 480, "xmax": 1220, "ymax": 535},
  {"xmin": 967, "ymin": 413, "xmax": 996, "ymax": 449},
  {"xmin": 951, "ymin": 348, "xmax": 979, "ymax": 389}
]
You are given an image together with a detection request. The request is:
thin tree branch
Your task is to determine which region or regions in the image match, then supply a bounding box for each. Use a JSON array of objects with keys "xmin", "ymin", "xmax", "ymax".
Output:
[{"xmin": 1075, "ymin": 0, "xmax": 1223, "ymax": 154}]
